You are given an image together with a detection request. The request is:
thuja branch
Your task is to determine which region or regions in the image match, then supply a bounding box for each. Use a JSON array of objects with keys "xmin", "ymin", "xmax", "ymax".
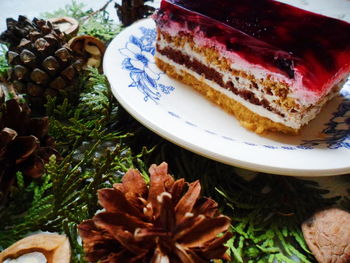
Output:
[
  {"xmin": 81, "ymin": 0, "xmax": 114, "ymax": 22},
  {"xmin": 42, "ymin": 0, "xmax": 121, "ymax": 42}
]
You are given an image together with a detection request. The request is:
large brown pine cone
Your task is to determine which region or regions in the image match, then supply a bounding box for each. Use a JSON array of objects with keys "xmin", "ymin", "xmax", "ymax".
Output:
[{"xmin": 78, "ymin": 162, "xmax": 232, "ymax": 263}]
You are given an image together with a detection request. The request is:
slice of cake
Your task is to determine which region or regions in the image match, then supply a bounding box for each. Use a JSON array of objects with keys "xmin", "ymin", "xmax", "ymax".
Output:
[{"xmin": 153, "ymin": 0, "xmax": 350, "ymax": 134}]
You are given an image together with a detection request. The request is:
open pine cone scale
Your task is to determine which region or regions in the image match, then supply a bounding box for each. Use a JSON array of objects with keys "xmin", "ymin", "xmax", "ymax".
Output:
[
  {"xmin": 0, "ymin": 84, "xmax": 60, "ymax": 198},
  {"xmin": 1, "ymin": 99, "xmax": 31, "ymax": 133},
  {"xmin": 78, "ymin": 162, "xmax": 232, "ymax": 263}
]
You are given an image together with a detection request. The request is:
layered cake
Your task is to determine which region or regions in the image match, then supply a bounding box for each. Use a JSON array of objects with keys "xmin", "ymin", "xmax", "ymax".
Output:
[{"xmin": 153, "ymin": 0, "xmax": 350, "ymax": 134}]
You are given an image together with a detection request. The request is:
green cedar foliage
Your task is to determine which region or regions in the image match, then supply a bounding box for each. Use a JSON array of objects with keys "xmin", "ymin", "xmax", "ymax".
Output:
[
  {"xmin": 0, "ymin": 65, "xmax": 151, "ymax": 261},
  {"xmin": 0, "ymin": 44, "xmax": 8, "ymax": 80},
  {"xmin": 42, "ymin": 0, "xmax": 121, "ymax": 42}
]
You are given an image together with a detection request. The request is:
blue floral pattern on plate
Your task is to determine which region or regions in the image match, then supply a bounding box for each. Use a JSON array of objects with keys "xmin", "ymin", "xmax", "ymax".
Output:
[
  {"xmin": 119, "ymin": 26, "xmax": 350, "ymax": 150},
  {"xmin": 119, "ymin": 27, "xmax": 174, "ymax": 103},
  {"xmin": 302, "ymin": 89, "xmax": 350, "ymax": 149}
]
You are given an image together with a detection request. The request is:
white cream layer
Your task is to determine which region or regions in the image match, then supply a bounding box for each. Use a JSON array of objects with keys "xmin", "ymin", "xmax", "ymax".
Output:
[{"xmin": 157, "ymin": 52, "xmax": 308, "ymax": 129}]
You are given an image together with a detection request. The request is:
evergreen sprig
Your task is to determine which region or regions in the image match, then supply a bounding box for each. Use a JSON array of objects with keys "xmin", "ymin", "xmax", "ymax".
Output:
[
  {"xmin": 78, "ymin": 67, "xmax": 115, "ymax": 122},
  {"xmin": 42, "ymin": 0, "xmax": 121, "ymax": 42},
  {"xmin": 80, "ymin": 10, "xmax": 122, "ymax": 42},
  {"xmin": 41, "ymin": 0, "xmax": 88, "ymax": 20},
  {"xmin": 0, "ymin": 66, "xmax": 151, "ymax": 261},
  {"xmin": 0, "ymin": 45, "xmax": 150, "ymax": 260},
  {"xmin": 0, "ymin": 143, "xmax": 149, "ymax": 259},
  {"xmin": 46, "ymin": 67, "xmax": 130, "ymax": 155}
]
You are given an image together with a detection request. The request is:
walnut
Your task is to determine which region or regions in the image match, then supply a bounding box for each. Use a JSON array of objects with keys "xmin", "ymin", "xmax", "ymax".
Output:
[
  {"xmin": 68, "ymin": 35, "xmax": 105, "ymax": 69},
  {"xmin": 302, "ymin": 208, "xmax": 350, "ymax": 263},
  {"xmin": 48, "ymin": 17, "xmax": 79, "ymax": 37},
  {"xmin": 0, "ymin": 233, "xmax": 71, "ymax": 263}
]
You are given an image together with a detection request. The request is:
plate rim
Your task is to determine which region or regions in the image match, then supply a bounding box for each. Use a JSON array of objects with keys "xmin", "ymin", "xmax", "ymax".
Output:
[{"xmin": 103, "ymin": 18, "xmax": 350, "ymax": 177}]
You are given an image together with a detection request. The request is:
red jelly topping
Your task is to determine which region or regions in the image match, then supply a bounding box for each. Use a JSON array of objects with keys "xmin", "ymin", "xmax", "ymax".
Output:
[{"xmin": 155, "ymin": 0, "xmax": 350, "ymax": 95}]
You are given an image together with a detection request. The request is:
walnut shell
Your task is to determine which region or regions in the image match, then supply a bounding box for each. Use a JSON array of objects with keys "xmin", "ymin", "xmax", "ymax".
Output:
[
  {"xmin": 0, "ymin": 233, "xmax": 71, "ymax": 263},
  {"xmin": 302, "ymin": 208, "xmax": 350, "ymax": 263},
  {"xmin": 48, "ymin": 17, "xmax": 79, "ymax": 37},
  {"xmin": 68, "ymin": 35, "xmax": 105, "ymax": 69}
]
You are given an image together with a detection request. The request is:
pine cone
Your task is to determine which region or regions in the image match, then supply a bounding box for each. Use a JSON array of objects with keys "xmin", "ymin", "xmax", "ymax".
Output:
[
  {"xmin": 0, "ymin": 16, "xmax": 83, "ymax": 109},
  {"xmin": 0, "ymin": 86, "xmax": 4, "ymax": 116},
  {"xmin": 115, "ymin": 0, "xmax": 155, "ymax": 26},
  {"xmin": 0, "ymin": 83, "xmax": 59, "ymax": 198},
  {"xmin": 78, "ymin": 162, "xmax": 232, "ymax": 263}
]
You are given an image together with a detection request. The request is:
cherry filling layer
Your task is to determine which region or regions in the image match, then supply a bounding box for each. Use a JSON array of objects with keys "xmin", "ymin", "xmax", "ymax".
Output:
[
  {"xmin": 154, "ymin": 0, "xmax": 350, "ymax": 98},
  {"xmin": 157, "ymin": 45, "xmax": 284, "ymax": 117}
]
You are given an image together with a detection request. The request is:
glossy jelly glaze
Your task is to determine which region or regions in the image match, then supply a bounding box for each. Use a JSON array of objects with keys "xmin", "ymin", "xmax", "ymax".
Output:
[{"xmin": 154, "ymin": 0, "xmax": 350, "ymax": 102}]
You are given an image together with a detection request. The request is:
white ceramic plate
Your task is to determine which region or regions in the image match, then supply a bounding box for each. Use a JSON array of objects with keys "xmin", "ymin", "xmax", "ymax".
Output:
[{"xmin": 104, "ymin": 15, "xmax": 350, "ymax": 177}]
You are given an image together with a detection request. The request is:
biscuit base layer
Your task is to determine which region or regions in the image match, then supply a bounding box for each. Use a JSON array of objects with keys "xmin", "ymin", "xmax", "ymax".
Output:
[{"xmin": 155, "ymin": 57, "xmax": 299, "ymax": 134}]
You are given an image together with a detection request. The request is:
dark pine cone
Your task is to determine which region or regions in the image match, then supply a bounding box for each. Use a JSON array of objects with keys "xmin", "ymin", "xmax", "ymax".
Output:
[
  {"xmin": 0, "ymin": 16, "xmax": 84, "ymax": 109},
  {"xmin": 115, "ymin": 0, "xmax": 155, "ymax": 26},
  {"xmin": 78, "ymin": 162, "xmax": 232, "ymax": 263},
  {"xmin": 0, "ymin": 83, "xmax": 59, "ymax": 199}
]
